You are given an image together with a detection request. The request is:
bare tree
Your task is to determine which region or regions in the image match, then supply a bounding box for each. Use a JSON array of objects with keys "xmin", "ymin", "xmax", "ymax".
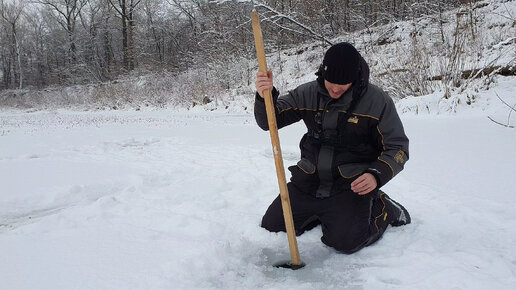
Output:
[
  {"xmin": 36, "ymin": 0, "xmax": 88, "ymax": 63},
  {"xmin": 97, "ymin": 0, "xmax": 116, "ymax": 77},
  {"xmin": 77, "ymin": 0, "xmax": 106, "ymax": 81},
  {"xmin": 24, "ymin": 10, "xmax": 47, "ymax": 87},
  {"xmin": 108, "ymin": 0, "xmax": 143, "ymax": 71},
  {"xmin": 0, "ymin": 0, "xmax": 24, "ymax": 89}
]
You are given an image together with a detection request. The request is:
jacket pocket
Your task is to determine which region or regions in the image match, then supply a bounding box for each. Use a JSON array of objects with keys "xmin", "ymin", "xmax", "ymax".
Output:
[
  {"xmin": 337, "ymin": 163, "xmax": 369, "ymax": 179},
  {"xmin": 296, "ymin": 158, "xmax": 316, "ymax": 174}
]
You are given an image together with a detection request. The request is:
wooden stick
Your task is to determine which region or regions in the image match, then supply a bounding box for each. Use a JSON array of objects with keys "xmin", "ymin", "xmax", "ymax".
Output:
[{"xmin": 251, "ymin": 10, "xmax": 302, "ymax": 266}]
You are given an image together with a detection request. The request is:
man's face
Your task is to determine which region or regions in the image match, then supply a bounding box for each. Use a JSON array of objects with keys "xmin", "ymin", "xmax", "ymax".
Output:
[{"xmin": 324, "ymin": 80, "xmax": 352, "ymax": 99}]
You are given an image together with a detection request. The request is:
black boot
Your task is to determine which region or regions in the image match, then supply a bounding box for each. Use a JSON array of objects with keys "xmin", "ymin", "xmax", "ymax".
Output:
[
  {"xmin": 378, "ymin": 191, "xmax": 411, "ymax": 227},
  {"xmin": 362, "ymin": 191, "xmax": 411, "ymax": 249}
]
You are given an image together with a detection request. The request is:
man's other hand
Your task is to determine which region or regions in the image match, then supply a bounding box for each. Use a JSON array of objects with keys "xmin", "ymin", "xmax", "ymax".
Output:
[{"xmin": 351, "ymin": 173, "xmax": 377, "ymax": 195}]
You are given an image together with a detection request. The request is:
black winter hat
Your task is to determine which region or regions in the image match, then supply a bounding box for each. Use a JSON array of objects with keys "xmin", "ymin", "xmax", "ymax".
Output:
[{"xmin": 322, "ymin": 42, "xmax": 361, "ymax": 85}]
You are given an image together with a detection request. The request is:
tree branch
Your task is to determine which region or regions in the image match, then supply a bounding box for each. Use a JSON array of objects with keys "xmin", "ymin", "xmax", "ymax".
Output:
[
  {"xmin": 107, "ymin": 0, "xmax": 124, "ymax": 17},
  {"xmin": 253, "ymin": 2, "xmax": 333, "ymax": 45},
  {"xmin": 487, "ymin": 116, "xmax": 514, "ymax": 128},
  {"xmin": 36, "ymin": 0, "xmax": 68, "ymax": 20},
  {"xmin": 496, "ymin": 92, "xmax": 516, "ymax": 112},
  {"xmin": 487, "ymin": 92, "xmax": 516, "ymax": 128}
]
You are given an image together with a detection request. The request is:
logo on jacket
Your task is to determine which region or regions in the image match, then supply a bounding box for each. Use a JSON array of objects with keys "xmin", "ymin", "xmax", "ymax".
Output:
[
  {"xmin": 347, "ymin": 116, "xmax": 359, "ymax": 124},
  {"xmin": 394, "ymin": 150, "xmax": 406, "ymax": 164}
]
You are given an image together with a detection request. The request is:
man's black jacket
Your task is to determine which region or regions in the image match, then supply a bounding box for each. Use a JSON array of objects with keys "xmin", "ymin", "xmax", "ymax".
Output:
[{"xmin": 254, "ymin": 60, "xmax": 409, "ymax": 197}]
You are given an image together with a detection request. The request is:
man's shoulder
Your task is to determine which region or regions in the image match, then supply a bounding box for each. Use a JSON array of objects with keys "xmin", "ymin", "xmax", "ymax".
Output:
[
  {"xmin": 292, "ymin": 80, "xmax": 320, "ymax": 97},
  {"xmin": 277, "ymin": 80, "xmax": 320, "ymax": 110},
  {"xmin": 365, "ymin": 84, "xmax": 391, "ymax": 102},
  {"xmin": 354, "ymin": 84, "xmax": 393, "ymax": 119}
]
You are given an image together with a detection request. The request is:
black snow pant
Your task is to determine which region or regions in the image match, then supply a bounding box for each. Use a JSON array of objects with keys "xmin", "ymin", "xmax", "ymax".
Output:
[{"xmin": 261, "ymin": 182, "xmax": 389, "ymax": 254}]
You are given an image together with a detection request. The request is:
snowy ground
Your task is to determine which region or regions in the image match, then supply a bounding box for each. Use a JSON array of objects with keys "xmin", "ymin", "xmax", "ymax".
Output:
[{"xmin": 1, "ymin": 102, "xmax": 515, "ymax": 289}]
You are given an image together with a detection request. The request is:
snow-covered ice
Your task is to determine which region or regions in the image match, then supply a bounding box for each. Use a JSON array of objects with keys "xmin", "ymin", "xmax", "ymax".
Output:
[
  {"xmin": 0, "ymin": 0, "xmax": 515, "ymax": 287},
  {"xmin": 1, "ymin": 91, "xmax": 515, "ymax": 289}
]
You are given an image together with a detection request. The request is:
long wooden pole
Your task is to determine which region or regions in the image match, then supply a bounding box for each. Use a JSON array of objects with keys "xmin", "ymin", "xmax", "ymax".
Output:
[{"xmin": 251, "ymin": 10, "xmax": 302, "ymax": 267}]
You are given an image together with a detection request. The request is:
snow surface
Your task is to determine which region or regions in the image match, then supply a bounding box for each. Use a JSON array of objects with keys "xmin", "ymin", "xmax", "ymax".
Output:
[
  {"xmin": 1, "ymin": 76, "xmax": 516, "ymax": 289},
  {"xmin": 1, "ymin": 0, "xmax": 515, "ymax": 283}
]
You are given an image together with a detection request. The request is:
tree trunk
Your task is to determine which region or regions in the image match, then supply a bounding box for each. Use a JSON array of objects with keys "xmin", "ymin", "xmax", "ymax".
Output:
[
  {"xmin": 120, "ymin": 0, "xmax": 129, "ymax": 70},
  {"xmin": 67, "ymin": 19, "xmax": 77, "ymax": 63},
  {"xmin": 468, "ymin": 0, "xmax": 476, "ymax": 40},
  {"xmin": 13, "ymin": 24, "xmax": 22, "ymax": 89},
  {"xmin": 103, "ymin": 19, "xmax": 112, "ymax": 75},
  {"xmin": 127, "ymin": 7, "xmax": 135, "ymax": 71},
  {"xmin": 2, "ymin": 57, "xmax": 11, "ymax": 89}
]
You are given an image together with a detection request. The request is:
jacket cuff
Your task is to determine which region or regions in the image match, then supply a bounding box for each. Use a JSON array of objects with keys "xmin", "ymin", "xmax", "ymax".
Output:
[
  {"xmin": 365, "ymin": 160, "xmax": 393, "ymax": 188},
  {"xmin": 255, "ymin": 92, "xmax": 264, "ymax": 102}
]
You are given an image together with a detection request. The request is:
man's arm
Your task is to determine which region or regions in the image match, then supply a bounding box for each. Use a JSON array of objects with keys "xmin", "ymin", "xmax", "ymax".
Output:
[
  {"xmin": 366, "ymin": 96, "xmax": 410, "ymax": 188},
  {"xmin": 254, "ymin": 71, "xmax": 302, "ymax": 130}
]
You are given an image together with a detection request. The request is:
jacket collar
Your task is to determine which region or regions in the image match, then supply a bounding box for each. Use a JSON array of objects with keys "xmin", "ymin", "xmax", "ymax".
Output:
[{"xmin": 317, "ymin": 84, "xmax": 354, "ymax": 111}]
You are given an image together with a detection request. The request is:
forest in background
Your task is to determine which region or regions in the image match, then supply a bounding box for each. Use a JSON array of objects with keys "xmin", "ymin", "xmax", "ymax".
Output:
[
  {"xmin": 0, "ymin": 0, "xmax": 514, "ymax": 109},
  {"xmin": 0, "ymin": 0, "xmax": 473, "ymax": 89}
]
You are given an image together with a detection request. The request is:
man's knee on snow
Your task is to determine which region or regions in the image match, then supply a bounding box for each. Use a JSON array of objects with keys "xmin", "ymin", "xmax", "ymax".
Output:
[
  {"xmin": 261, "ymin": 216, "xmax": 285, "ymax": 233},
  {"xmin": 322, "ymin": 234, "xmax": 367, "ymax": 254}
]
